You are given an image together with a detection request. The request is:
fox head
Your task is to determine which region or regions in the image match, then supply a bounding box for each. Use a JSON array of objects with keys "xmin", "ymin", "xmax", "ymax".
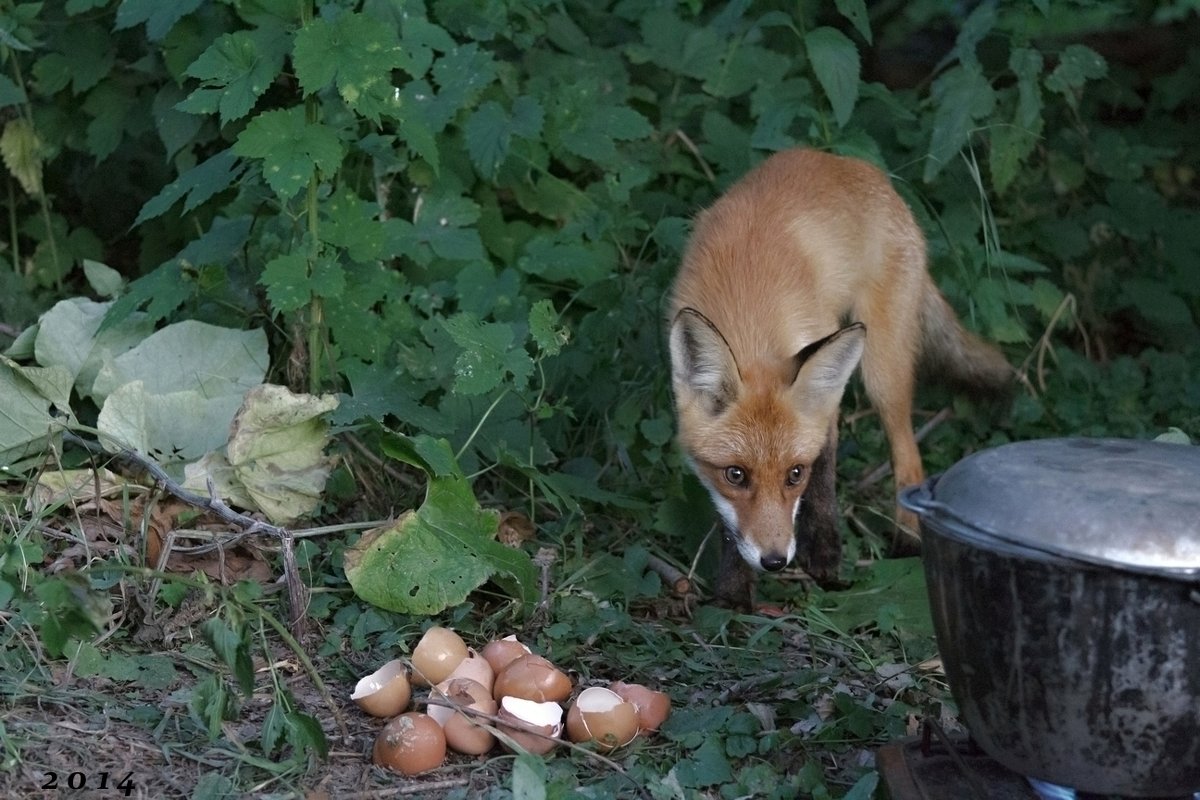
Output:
[{"xmin": 669, "ymin": 308, "xmax": 865, "ymax": 573}]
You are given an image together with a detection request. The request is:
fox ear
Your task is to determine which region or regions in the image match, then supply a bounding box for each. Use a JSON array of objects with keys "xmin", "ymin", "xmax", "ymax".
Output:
[
  {"xmin": 670, "ymin": 308, "xmax": 741, "ymax": 414},
  {"xmin": 789, "ymin": 323, "xmax": 866, "ymax": 414}
]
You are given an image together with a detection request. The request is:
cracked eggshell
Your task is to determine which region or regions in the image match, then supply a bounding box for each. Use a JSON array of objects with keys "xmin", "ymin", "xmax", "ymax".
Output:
[
  {"xmin": 410, "ymin": 626, "xmax": 468, "ymax": 686},
  {"xmin": 350, "ymin": 659, "xmax": 412, "ymax": 718},
  {"xmin": 446, "ymin": 648, "xmax": 495, "ymax": 694},
  {"xmin": 481, "ymin": 635, "xmax": 531, "ymax": 674},
  {"xmin": 565, "ymin": 687, "xmax": 640, "ymax": 751},
  {"xmin": 493, "ymin": 654, "xmax": 572, "ymax": 703},
  {"xmin": 429, "ymin": 678, "xmax": 499, "ymax": 755},
  {"xmin": 372, "ymin": 712, "xmax": 446, "ymax": 776},
  {"xmin": 497, "ymin": 695, "xmax": 563, "ymax": 755},
  {"xmin": 610, "ymin": 681, "xmax": 672, "ymax": 732}
]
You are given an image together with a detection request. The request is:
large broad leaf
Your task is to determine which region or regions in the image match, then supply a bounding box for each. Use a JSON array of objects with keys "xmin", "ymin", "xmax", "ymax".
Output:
[
  {"xmin": 32, "ymin": 298, "xmax": 154, "ymax": 399},
  {"xmin": 344, "ymin": 436, "xmax": 537, "ymax": 614},
  {"xmin": 93, "ymin": 322, "xmax": 268, "ymax": 462},
  {"xmin": 923, "ymin": 63, "xmax": 996, "ymax": 182},
  {"xmin": 0, "ymin": 360, "xmax": 58, "ymax": 467}
]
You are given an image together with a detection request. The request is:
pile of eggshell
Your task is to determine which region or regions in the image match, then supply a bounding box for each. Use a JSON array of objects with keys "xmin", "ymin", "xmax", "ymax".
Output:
[{"xmin": 352, "ymin": 626, "xmax": 671, "ymax": 776}]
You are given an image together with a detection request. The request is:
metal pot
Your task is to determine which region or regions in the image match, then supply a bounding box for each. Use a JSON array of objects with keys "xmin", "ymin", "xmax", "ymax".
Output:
[{"xmin": 900, "ymin": 437, "xmax": 1200, "ymax": 797}]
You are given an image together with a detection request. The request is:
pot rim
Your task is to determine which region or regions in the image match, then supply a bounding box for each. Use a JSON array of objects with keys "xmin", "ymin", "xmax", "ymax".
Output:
[{"xmin": 901, "ymin": 480, "xmax": 1200, "ymax": 583}]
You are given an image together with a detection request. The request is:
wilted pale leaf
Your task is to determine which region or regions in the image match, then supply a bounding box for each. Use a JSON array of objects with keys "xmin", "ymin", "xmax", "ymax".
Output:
[
  {"xmin": 183, "ymin": 451, "xmax": 256, "ymax": 511},
  {"xmin": 29, "ymin": 467, "xmax": 141, "ymax": 511},
  {"xmin": 0, "ymin": 118, "xmax": 43, "ymax": 197},
  {"xmin": 224, "ymin": 384, "xmax": 338, "ymax": 524}
]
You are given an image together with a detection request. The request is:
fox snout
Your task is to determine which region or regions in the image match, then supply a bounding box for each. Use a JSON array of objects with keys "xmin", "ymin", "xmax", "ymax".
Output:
[{"xmin": 724, "ymin": 504, "xmax": 800, "ymax": 573}]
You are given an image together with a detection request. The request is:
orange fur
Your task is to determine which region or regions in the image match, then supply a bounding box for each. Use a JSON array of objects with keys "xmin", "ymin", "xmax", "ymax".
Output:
[{"xmin": 668, "ymin": 148, "xmax": 1009, "ymax": 585}]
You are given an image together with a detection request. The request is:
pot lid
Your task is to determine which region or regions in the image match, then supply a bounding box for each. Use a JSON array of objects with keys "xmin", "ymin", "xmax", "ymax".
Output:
[{"xmin": 918, "ymin": 437, "xmax": 1200, "ymax": 575}]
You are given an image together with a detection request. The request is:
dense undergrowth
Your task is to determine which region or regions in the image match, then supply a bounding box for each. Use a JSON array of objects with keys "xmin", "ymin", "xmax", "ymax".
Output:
[{"xmin": 0, "ymin": 1, "xmax": 1197, "ymax": 797}]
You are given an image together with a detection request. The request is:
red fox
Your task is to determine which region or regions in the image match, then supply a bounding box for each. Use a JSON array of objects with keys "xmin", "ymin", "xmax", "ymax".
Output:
[{"xmin": 668, "ymin": 148, "xmax": 1011, "ymax": 607}]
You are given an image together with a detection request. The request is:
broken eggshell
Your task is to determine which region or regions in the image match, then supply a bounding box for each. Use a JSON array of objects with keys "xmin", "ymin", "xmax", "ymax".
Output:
[
  {"xmin": 372, "ymin": 712, "xmax": 446, "ymax": 776},
  {"xmin": 445, "ymin": 647, "xmax": 495, "ymax": 694},
  {"xmin": 350, "ymin": 659, "xmax": 412, "ymax": 718},
  {"xmin": 428, "ymin": 677, "xmax": 499, "ymax": 755},
  {"xmin": 610, "ymin": 681, "xmax": 672, "ymax": 732},
  {"xmin": 492, "ymin": 654, "xmax": 572, "ymax": 703},
  {"xmin": 410, "ymin": 626, "xmax": 468, "ymax": 686},
  {"xmin": 480, "ymin": 635, "xmax": 531, "ymax": 674},
  {"xmin": 496, "ymin": 695, "xmax": 563, "ymax": 755},
  {"xmin": 565, "ymin": 686, "xmax": 640, "ymax": 751}
]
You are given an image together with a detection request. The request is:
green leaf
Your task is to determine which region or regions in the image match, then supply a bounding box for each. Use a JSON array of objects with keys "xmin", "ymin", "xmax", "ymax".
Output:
[
  {"xmin": 322, "ymin": 188, "xmax": 385, "ymax": 262},
  {"xmin": 431, "ymin": 43, "xmax": 497, "ymax": 111},
  {"xmin": 82, "ymin": 260, "xmax": 124, "ymax": 299},
  {"xmin": 233, "ymin": 107, "xmax": 345, "ymax": 198},
  {"xmin": 82, "ymin": 80, "xmax": 134, "ymax": 161},
  {"xmin": 0, "ymin": 74, "xmax": 26, "ymax": 109},
  {"xmin": 528, "ymin": 300, "xmax": 568, "ymax": 357},
  {"xmin": 134, "ymin": 149, "xmax": 244, "ymax": 226},
  {"xmin": 990, "ymin": 48, "xmax": 1044, "ymax": 193},
  {"xmin": 102, "ymin": 217, "xmax": 253, "ymax": 331},
  {"xmin": 1045, "ymin": 44, "xmax": 1107, "ymax": 96},
  {"xmin": 511, "ymin": 753, "xmax": 548, "ymax": 799},
  {"xmin": 115, "ymin": 0, "xmax": 202, "ymax": 41},
  {"xmin": 465, "ymin": 98, "xmax": 546, "ymax": 178},
  {"xmin": 344, "ymin": 439, "xmax": 537, "ymax": 613},
  {"xmin": 261, "ymin": 253, "xmax": 309, "ymax": 313},
  {"xmin": 805, "ymin": 27, "xmax": 860, "ymax": 128},
  {"xmin": 292, "ymin": 12, "xmax": 406, "ymax": 122},
  {"xmin": 442, "ymin": 313, "xmax": 532, "ymax": 395},
  {"xmin": 180, "ymin": 27, "xmax": 288, "ymax": 124},
  {"xmin": 924, "ymin": 64, "xmax": 996, "ymax": 181},
  {"xmin": 558, "ymin": 103, "xmax": 652, "ymax": 165},
  {"xmin": 199, "ymin": 618, "xmax": 255, "ymax": 695},
  {"xmin": 834, "ymin": 0, "xmax": 872, "ymax": 44}
]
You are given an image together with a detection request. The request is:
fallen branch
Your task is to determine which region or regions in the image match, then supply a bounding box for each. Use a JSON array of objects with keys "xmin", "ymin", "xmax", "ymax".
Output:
[{"xmin": 647, "ymin": 554, "xmax": 691, "ymax": 597}]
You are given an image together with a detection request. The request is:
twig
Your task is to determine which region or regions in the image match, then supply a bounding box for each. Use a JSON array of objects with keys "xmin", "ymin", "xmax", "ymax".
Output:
[
  {"xmin": 63, "ymin": 430, "xmax": 284, "ymax": 538},
  {"xmin": 338, "ymin": 779, "xmax": 472, "ymax": 799},
  {"xmin": 647, "ymin": 554, "xmax": 691, "ymax": 597},
  {"xmin": 672, "ymin": 128, "xmax": 716, "ymax": 183},
  {"xmin": 854, "ymin": 407, "xmax": 953, "ymax": 490}
]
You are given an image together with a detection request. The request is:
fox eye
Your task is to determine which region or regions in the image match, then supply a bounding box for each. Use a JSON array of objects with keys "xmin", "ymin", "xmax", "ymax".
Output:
[
  {"xmin": 723, "ymin": 466, "xmax": 749, "ymax": 487},
  {"xmin": 786, "ymin": 465, "xmax": 805, "ymax": 486}
]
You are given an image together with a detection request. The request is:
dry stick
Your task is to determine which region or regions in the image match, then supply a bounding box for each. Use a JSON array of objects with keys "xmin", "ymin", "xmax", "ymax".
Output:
[
  {"xmin": 854, "ymin": 407, "xmax": 953, "ymax": 490},
  {"xmin": 338, "ymin": 779, "xmax": 473, "ymax": 799},
  {"xmin": 646, "ymin": 554, "xmax": 691, "ymax": 597}
]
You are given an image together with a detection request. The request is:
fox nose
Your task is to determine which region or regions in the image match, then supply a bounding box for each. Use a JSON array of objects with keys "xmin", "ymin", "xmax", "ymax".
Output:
[{"xmin": 760, "ymin": 553, "xmax": 788, "ymax": 572}]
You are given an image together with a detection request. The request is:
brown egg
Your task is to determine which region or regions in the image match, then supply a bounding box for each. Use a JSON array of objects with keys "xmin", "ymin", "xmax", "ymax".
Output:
[
  {"xmin": 428, "ymin": 678, "xmax": 499, "ymax": 755},
  {"xmin": 446, "ymin": 648, "xmax": 495, "ymax": 694},
  {"xmin": 493, "ymin": 654, "xmax": 572, "ymax": 703},
  {"xmin": 565, "ymin": 687, "xmax": 639, "ymax": 751},
  {"xmin": 496, "ymin": 695, "xmax": 563, "ymax": 755},
  {"xmin": 410, "ymin": 626, "xmax": 468, "ymax": 686},
  {"xmin": 610, "ymin": 681, "xmax": 672, "ymax": 732},
  {"xmin": 372, "ymin": 712, "xmax": 446, "ymax": 776},
  {"xmin": 351, "ymin": 659, "xmax": 412, "ymax": 718},
  {"xmin": 480, "ymin": 635, "xmax": 531, "ymax": 673}
]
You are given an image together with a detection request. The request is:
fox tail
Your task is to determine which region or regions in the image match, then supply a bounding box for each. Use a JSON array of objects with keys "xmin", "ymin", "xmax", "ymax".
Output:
[{"xmin": 919, "ymin": 282, "xmax": 1015, "ymax": 397}]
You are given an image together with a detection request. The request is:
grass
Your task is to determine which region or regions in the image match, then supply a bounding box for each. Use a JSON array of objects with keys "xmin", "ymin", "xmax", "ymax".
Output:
[{"xmin": 0, "ymin": 434, "xmax": 961, "ymax": 800}]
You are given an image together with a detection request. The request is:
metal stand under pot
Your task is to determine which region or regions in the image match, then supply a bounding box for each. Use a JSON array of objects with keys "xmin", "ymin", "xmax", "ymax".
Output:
[{"xmin": 892, "ymin": 437, "xmax": 1200, "ymax": 800}]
